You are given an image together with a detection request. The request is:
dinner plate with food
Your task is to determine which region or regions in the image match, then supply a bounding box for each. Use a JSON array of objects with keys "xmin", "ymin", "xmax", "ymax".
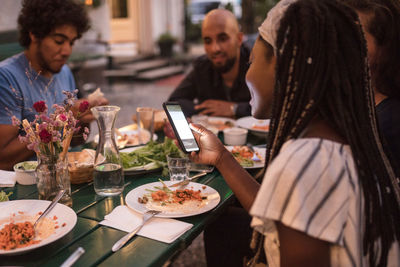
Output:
[
  {"xmin": 120, "ymin": 145, "xmax": 163, "ymax": 175},
  {"xmin": 126, "ymin": 181, "xmax": 220, "ymax": 218},
  {"xmin": 235, "ymin": 116, "xmax": 270, "ymax": 137},
  {"xmin": 94, "ymin": 128, "xmax": 157, "ymax": 149},
  {"xmin": 191, "ymin": 115, "xmax": 235, "ymax": 134},
  {"xmin": 0, "ymin": 200, "xmax": 77, "ymax": 255},
  {"xmin": 225, "ymin": 145, "xmax": 266, "ymax": 169},
  {"xmin": 119, "ymin": 138, "xmax": 181, "ymax": 175}
]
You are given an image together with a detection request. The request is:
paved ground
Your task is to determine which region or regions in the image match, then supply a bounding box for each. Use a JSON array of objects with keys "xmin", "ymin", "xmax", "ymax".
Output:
[{"xmin": 76, "ymin": 64, "xmax": 207, "ymax": 267}]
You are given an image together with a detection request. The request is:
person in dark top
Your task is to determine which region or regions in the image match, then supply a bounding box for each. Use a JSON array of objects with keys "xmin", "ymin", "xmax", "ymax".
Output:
[
  {"xmin": 345, "ymin": 0, "xmax": 400, "ymax": 168},
  {"xmin": 168, "ymin": 9, "xmax": 251, "ymax": 118}
]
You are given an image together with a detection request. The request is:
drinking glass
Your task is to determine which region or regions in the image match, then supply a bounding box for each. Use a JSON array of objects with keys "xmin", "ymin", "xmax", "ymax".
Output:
[
  {"xmin": 91, "ymin": 106, "xmax": 125, "ymax": 196},
  {"xmin": 167, "ymin": 154, "xmax": 189, "ymax": 181},
  {"xmin": 136, "ymin": 107, "xmax": 154, "ymax": 144}
]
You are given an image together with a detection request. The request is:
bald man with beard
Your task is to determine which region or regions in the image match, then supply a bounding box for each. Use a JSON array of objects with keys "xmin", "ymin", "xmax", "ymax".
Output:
[{"xmin": 168, "ymin": 9, "xmax": 251, "ymax": 118}]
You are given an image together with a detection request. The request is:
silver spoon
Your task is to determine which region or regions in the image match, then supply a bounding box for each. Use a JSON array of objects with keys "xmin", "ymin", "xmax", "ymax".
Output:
[{"xmin": 33, "ymin": 189, "xmax": 65, "ymax": 230}]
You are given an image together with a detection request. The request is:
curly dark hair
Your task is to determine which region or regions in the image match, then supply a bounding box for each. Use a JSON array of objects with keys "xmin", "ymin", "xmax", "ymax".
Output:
[
  {"xmin": 344, "ymin": 0, "xmax": 400, "ymax": 99},
  {"xmin": 18, "ymin": 0, "xmax": 90, "ymax": 48}
]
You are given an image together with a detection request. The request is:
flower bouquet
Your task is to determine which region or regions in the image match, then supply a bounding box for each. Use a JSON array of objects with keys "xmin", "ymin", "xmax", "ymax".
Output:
[{"xmin": 12, "ymin": 90, "xmax": 90, "ymax": 206}]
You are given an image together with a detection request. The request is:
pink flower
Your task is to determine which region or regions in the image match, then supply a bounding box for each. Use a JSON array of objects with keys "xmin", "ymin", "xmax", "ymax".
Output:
[
  {"xmin": 39, "ymin": 129, "xmax": 52, "ymax": 143},
  {"xmin": 58, "ymin": 114, "xmax": 67, "ymax": 122},
  {"xmin": 38, "ymin": 122, "xmax": 48, "ymax": 131},
  {"xmin": 33, "ymin": 101, "xmax": 47, "ymax": 113},
  {"xmin": 79, "ymin": 101, "xmax": 90, "ymax": 113}
]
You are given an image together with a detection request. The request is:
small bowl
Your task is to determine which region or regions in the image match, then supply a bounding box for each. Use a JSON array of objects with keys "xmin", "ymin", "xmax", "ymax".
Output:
[
  {"xmin": 13, "ymin": 161, "xmax": 38, "ymax": 185},
  {"xmin": 223, "ymin": 127, "xmax": 248, "ymax": 146}
]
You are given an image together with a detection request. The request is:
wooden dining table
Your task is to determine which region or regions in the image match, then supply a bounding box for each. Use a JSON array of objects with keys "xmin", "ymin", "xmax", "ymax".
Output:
[{"xmin": 0, "ymin": 132, "xmax": 266, "ymax": 267}]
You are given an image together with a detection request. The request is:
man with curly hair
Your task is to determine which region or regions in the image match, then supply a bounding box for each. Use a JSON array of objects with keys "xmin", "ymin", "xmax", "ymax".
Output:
[{"xmin": 0, "ymin": 0, "xmax": 108, "ymax": 170}]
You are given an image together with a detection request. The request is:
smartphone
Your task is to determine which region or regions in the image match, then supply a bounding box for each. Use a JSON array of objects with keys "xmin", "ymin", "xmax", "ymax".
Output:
[{"xmin": 163, "ymin": 102, "xmax": 200, "ymax": 153}]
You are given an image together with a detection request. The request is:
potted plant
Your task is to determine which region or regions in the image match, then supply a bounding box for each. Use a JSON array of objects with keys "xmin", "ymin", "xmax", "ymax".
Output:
[{"xmin": 157, "ymin": 32, "xmax": 177, "ymax": 57}]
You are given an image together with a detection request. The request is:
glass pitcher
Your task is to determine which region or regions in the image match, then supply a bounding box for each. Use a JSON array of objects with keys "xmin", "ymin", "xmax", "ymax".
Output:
[{"xmin": 91, "ymin": 106, "xmax": 124, "ymax": 196}]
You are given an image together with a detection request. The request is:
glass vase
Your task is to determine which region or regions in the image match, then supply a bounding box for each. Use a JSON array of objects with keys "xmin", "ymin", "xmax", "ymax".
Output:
[
  {"xmin": 91, "ymin": 105, "xmax": 124, "ymax": 196},
  {"xmin": 36, "ymin": 154, "xmax": 72, "ymax": 207}
]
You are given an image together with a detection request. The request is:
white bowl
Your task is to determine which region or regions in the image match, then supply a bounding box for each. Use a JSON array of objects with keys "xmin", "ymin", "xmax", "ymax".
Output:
[
  {"xmin": 13, "ymin": 161, "xmax": 38, "ymax": 185},
  {"xmin": 223, "ymin": 127, "xmax": 248, "ymax": 146}
]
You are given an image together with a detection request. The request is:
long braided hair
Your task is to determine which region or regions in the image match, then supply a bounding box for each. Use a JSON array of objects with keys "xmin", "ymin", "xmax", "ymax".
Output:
[{"xmin": 264, "ymin": 0, "xmax": 400, "ymax": 265}]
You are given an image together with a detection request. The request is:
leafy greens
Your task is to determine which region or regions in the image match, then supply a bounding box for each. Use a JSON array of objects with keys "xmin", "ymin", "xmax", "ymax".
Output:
[
  {"xmin": 120, "ymin": 138, "xmax": 183, "ymax": 176},
  {"xmin": 0, "ymin": 191, "xmax": 12, "ymax": 202}
]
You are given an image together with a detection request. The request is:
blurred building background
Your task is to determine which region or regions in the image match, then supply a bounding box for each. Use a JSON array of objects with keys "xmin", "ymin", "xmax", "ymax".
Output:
[{"xmin": 0, "ymin": 0, "xmax": 278, "ymax": 63}]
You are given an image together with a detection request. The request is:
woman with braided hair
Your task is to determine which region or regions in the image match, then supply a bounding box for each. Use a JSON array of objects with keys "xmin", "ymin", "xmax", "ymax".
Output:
[{"xmin": 188, "ymin": 0, "xmax": 400, "ymax": 266}]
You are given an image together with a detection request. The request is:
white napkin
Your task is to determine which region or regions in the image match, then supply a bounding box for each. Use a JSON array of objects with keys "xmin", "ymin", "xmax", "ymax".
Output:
[
  {"xmin": 100, "ymin": 205, "xmax": 193, "ymax": 243},
  {"xmin": 0, "ymin": 170, "xmax": 16, "ymax": 187}
]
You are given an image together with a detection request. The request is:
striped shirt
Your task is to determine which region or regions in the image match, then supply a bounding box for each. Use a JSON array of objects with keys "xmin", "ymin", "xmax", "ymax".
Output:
[{"xmin": 250, "ymin": 138, "xmax": 399, "ymax": 267}]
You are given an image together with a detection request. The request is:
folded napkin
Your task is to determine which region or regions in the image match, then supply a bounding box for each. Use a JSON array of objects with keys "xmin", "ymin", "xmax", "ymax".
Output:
[
  {"xmin": 0, "ymin": 170, "xmax": 16, "ymax": 187},
  {"xmin": 100, "ymin": 205, "xmax": 193, "ymax": 243}
]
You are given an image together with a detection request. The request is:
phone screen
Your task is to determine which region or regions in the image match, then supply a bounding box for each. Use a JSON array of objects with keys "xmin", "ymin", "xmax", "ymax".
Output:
[{"xmin": 164, "ymin": 103, "xmax": 199, "ymax": 153}]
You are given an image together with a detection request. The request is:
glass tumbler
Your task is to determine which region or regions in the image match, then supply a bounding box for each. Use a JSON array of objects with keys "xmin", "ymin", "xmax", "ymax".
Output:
[{"xmin": 167, "ymin": 154, "xmax": 189, "ymax": 181}]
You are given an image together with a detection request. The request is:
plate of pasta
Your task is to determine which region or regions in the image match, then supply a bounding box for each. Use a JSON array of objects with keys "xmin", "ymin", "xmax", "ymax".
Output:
[{"xmin": 0, "ymin": 200, "xmax": 77, "ymax": 255}]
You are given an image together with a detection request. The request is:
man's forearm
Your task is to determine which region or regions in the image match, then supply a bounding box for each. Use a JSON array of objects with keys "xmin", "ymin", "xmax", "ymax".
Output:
[{"xmin": 0, "ymin": 139, "xmax": 35, "ymax": 170}]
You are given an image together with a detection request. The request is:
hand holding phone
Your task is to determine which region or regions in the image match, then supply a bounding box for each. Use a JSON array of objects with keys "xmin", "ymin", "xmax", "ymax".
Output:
[{"xmin": 163, "ymin": 102, "xmax": 200, "ymax": 153}]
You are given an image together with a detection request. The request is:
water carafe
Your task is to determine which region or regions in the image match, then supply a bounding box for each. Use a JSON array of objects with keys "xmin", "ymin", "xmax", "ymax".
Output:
[{"xmin": 91, "ymin": 106, "xmax": 124, "ymax": 196}]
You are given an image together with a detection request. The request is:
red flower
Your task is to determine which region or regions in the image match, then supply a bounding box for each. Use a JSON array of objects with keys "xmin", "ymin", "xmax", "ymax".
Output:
[
  {"xmin": 33, "ymin": 101, "xmax": 47, "ymax": 113},
  {"xmin": 39, "ymin": 129, "xmax": 52, "ymax": 143},
  {"xmin": 79, "ymin": 101, "xmax": 90, "ymax": 113}
]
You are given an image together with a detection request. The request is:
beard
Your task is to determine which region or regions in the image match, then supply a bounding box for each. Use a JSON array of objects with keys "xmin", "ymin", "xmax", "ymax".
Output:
[
  {"xmin": 36, "ymin": 45, "xmax": 64, "ymax": 74},
  {"xmin": 213, "ymin": 56, "xmax": 237, "ymax": 74}
]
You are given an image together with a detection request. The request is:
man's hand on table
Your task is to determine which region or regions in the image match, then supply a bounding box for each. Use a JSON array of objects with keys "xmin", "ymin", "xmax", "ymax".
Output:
[{"xmin": 195, "ymin": 100, "xmax": 236, "ymax": 118}]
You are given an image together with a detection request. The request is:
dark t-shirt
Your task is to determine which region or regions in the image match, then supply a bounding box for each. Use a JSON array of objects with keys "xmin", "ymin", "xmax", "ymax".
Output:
[
  {"xmin": 168, "ymin": 45, "xmax": 251, "ymax": 118},
  {"xmin": 376, "ymin": 97, "xmax": 400, "ymax": 167}
]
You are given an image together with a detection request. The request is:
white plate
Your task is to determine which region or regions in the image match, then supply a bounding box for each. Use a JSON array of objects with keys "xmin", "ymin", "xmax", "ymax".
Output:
[
  {"xmin": 192, "ymin": 116, "xmax": 235, "ymax": 134},
  {"xmin": 94, "ymin": 129, "xmax": 158, "ymax": 148},
  {"xmin": 236, "ymin": 116, "xmax": 270, "ymax": 137},
  {"xmin": 126, "ymin": 181, "xmax": 221, "ymax": 218},
  {"xmin": 120, "ymin": 146, "xmax": 162, "ymax": 174},
  {"xmin": 206, "ymin": 116, "xmax": 235, "ymax": 130},
  {"xmin": 225, "ymin": 145, "xmax": 266, "ymax": 169},
  {"xmin": 0, "ymin": 200, "xmax": 77, "ymax": 255}
]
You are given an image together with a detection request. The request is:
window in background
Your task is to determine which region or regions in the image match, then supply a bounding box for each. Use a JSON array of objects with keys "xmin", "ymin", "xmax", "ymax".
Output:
[{"xmin": 111, "ymin": 0, "xmax": 128, "ymax": 18}]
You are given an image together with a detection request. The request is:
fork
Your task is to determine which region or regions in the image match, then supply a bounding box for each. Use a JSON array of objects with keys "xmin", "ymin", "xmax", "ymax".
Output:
[
  {"xmin": 170, "ymin": 171, "xmax": 207, "ymax": 188},
  {"xmin": 246, "ymin": 144, "xmax": 261, "ymax": 162},
  {"xmin": 33, "ymin": 189, "xmax": 65, "ymax": 230},
  {"xmin": 112, "ymin": 209, "xmax": 161, "ymax": 252}
]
